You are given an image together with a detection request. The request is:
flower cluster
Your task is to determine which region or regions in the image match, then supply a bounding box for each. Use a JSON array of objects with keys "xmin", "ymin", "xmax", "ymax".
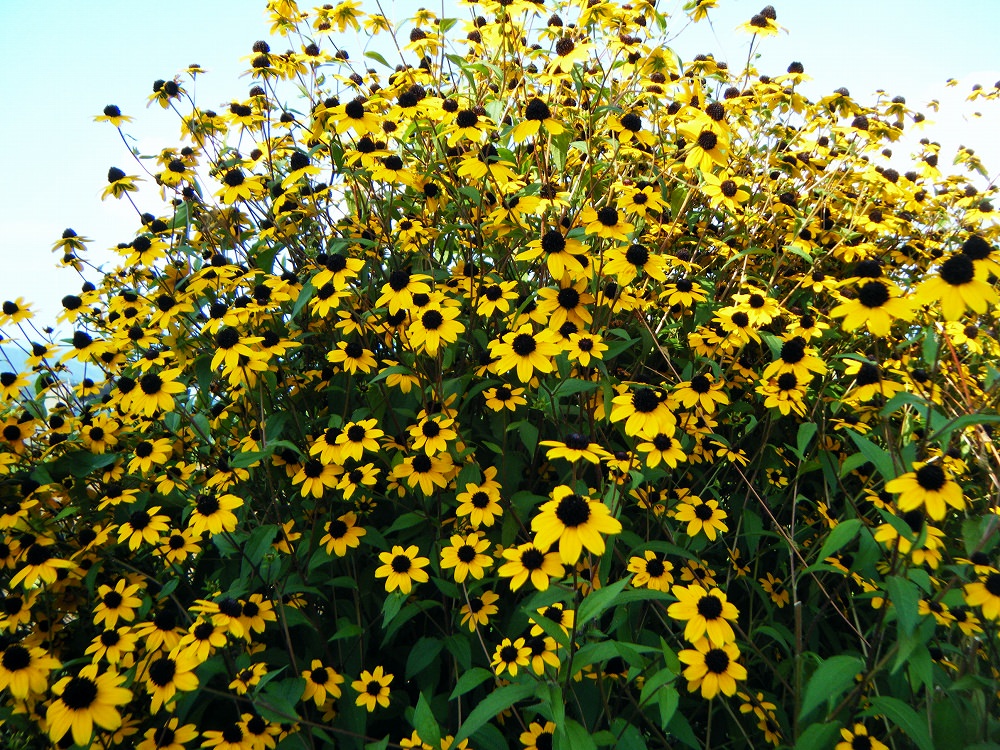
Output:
[{"xmin": 1, "ymin": 1, "xmax": 999, "ymax": 748}]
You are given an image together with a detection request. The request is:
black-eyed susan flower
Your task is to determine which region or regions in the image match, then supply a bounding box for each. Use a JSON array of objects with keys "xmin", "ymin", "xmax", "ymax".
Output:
[
  {"xmin": 94, "ymin": 580, "xmax": 143, "ymax": 629},
  {"xmin": 678, "ymin": 638, "xmax": 747, "ymax": 699},
  {"xmin": 628, "ymin": 551, "xmax": 675, "ymax": 591},
  {"xmin": 440, "ymin": 533, "xmax": 493, "ymax": 583},
  {"xmin": 200, "ymin": 721, "xmax": 252, "ymax": 750},
  {"xmin": 136, "ymin": 717, "xmax": 198, "ymax": 750},
  {"xmin": 334, "ymin": 418, "xmax": 383, "ymax": 461},
  {"xmin": 301, "ymin": 660, "xmax": 344, "ymax": 707},
  {"xmin": 564, "ymin": 331, "xmax": 608, "ymax": 367},
  {"xmin": 460, "ymin": 590, "xmax": 499, "ymax": 631},
  {"xmin": 0, "ymin": 642, "xmax": 60, "ymax": 699},
  {"xmin": 498, "ymin": 543, "xmax": 564, "ymax": 591},
  {"xmin": 528, "ymin": 603, "xmax": 574, "ymax": 639},
  {"xmin": 187, "ymin": 493, "xmax": 242, "ymax": 535},
  {"xmin": 530, "ymin": 485, "xmax": 623, "ymax": 564},
  {"xmin": 636, "ymin": 432, "xmax": 686, "ymax": 468},
  {"xmin": 835, "ymin": 724, "xmax": 888, "ymax": 750},
  {"xmin": 963, "ymin": 571, "xmax": 1000, "ymax": 620},
  {"xmin": 117, "ymin": 507, "xmax": 170, "ymax": 551},
  {"xmin": 520, "ymin": 720, "xmax": 557, "ymax": 750},
  {"xmin": 672, "ymin": 374, "xmax": 730, "ymax": 413},
  {"xmin": 46, "ymin": 664, "xmax": 132, "ymax": 746},
  {"xmin": 675, "ymin": 496, "xmax": 730, "ymax": 541},
  {"xmin": 490, "ymin": 324, "xmax": 561, "ymax": 383},
  {"xmin": 830, "ymin": 279, "xmax": 914, "ymax": 336},
  {"xmin": 174, "ymin": 619, "xmax": 227, "ymax": 662},
  {"xmin": 483, "ymin": 384, "xmax": 527, "ymax": 413},
  {"xmin": 517, "ymin": 229, "xmax": 588, "ymax": 280},
  {"xmin": 375, "ymin": 545, "xmax": 430, "ymax": 594},
  {"xmin": 375, "ymin": 269, "xmax": 432, "ymax": 315},
  {"xmin": 408, "ymin": 416, "xmax": 458, "ymax": 456},
  {"xmin": 127, "ymin": 437, "xmax": 173, "ymax": 475},
  {"xmin": 393, "ymin": 452, "xmax": 453, "ymax": 495},
  {"xmin": 539, "ymin": 433, "xmax": 611, "ymax": 464},
  {"xmin": 884, "ymin": 461, "xmax": 965, "ymax": 521},
  {"xmin": 512, "ymin": 97, "xmax": 565, "ymax": 142},
  {"xmin": 602, "ymin": 243, "xmax": 668, "ymax": 285},
  {"xmin": 914, "ymin": 252, "xmax": 999, "ymax": 321},
  {"xmin": 610, "ymin": 385, "xmax": 676, "ymax": 437},
  {"xmin": 668, "ymin": 583, "xmax": 740, "ymax": 645},
  {"xmin": 491, "ymin": 637, "xmax": 531, "ymax": 677},
  {"xmin": 292, "ymin": 459, "xmax": 342, "ymax": 499},
  {"xmin": 337, "ymin": 463, "xmax": 379, "ymax": 500},
  {"xmin": 352, "ymin": 666, "xmax": 392, "ymax": 711},
  {"xmin": 407, "ymin": 304, "xmax": 465, "ymax": 355},
  {"xmin": 536, "ymin": 278, "xmax": 594, "ymax": 331},
  {"xmin": 456, "ymin": 480, "xmax": 503, "ymax": 528},
  {"xmin": 228, "ymin": 664, "xmax": 267, "ymax": 696},
  {"xmin": 327, "ymin": 340, "xmax": 377, "ymax": 374},
  {"xmin": 142, "ymin": 652, "xmax": 199, "ymax": 713},
  {"xmin": 701, "ymin": 171, "xmax": 751, "ymax": 212}
]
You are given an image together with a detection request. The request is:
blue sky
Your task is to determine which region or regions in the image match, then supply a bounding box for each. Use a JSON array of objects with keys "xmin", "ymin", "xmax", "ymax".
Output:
[{"xmin": 1, "ymin": 0, "xmax": 997, "ymax": 331}]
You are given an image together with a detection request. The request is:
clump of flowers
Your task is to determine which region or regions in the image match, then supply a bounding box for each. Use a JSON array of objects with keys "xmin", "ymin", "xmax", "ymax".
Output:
[{"xmin": 1, "ymin": 1, "xmax": 999, "ymax": 748}]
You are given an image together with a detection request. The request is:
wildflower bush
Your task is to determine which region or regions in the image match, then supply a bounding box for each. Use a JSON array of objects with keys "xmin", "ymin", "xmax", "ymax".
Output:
[{"xmin": 2, "ymin": 1, "xmax": 1000, "ymax": 748}]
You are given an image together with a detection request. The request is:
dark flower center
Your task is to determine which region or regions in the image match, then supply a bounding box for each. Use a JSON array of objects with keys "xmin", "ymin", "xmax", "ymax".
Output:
[
  {"xmin": 103, "ymin": 591, "xmax": 123, "ymax": 609},
  {"xmin": 412, "ymin": 454, "xmax": 433, "ymax": 473},
  {"xmin": 512, "ymin": 333, "xmax": 537, "ymax": 356},
  {"xmin": 456, "ymin": 109, "xmax": 479, "ymax": 128},
  {"xmin": 731, "ymin": 311, "xmax": 750, "ymax": 327},
  {"xmin": 697, "ymin": 131, "xmax": 718, "ymax": 150},
  {"xmin": 303, "ymin": 460, "xmax": 324, "ymax": 478},
  {"xmin": 540, "ymin": 230, "xmax": 566, "ymax": 254},
  {"xmin": 962, "ymin": 235, "xmax": 992, "ymax": 260},
  {"xmin": 597, "ymin": 207, "xmax": 619, "ymax": 226},
  {"xmin": 554, "ymin": 494, "xmax": 591, "ymax": 527},
  {"xmin": 388, "ymin": 269, "xmax": 411, "ymax": 291},
  {"xmin": 696, "ymin": 594, "xmax": 724, "ymax": 619},
  {"xmin": 471, "ymin": 491, "xmax": 491, "ymax": 508},
  {"xmin": 555, "ymin": 37, "xmax": 576, "ymax": 56},
  {"xmin": 139, "ymin": 374, "xmax": 163, "ymax": 395},
  {"xmin": 310, "ymin": 667, "xmax": 329, "ymax": 684},
  {"xmin": 704, "ymin": 648, "xmax": 730, "ymax": 674},
  {"xmin": 984, "ymin": 573, "xmax": 1000, "ymax": 596},
  {"xmin": 457, "ymin": 545, "xmax": 477, "ymax": 563},
  {"xmin": 525, "ymin": 98, "xmax": 551, "ymax": 121},
  {"xmin": 521, "ymin": 548, "xmax": 545, "ymax": 570},
  {"xmin": 565, "ymin": 433, "xmax": 590, "ymax": 450},
  {"xmin": 61, "ymin": 675, "xmax": 99, "ymax": 709},
  {"xmin": 939, "ymin": 253, "xmax": 975, "ymax": 286},
  {"xmin": 129, "ymin": 511, "xmax": 150, "ymax": 530},
  {"xmin": 149, "ymin": 657, "xmax": 177, "ymax": 686},
  {"xmin": 632, "ymin": 387, "xmax": 659, "ymax": 413},
  {"xmin": 196, "ymin": 494, "xmax": 220, "ymax": 515},
  {"xmin": 366, "ymin": 680, "xmax": 382, "ymax": 696},
  {"xmin": 914, "ymin": 463, "xmax": 946, "ymax": 491},
  {"xmin": 421, "ymin": 310, "xmax": 444, "ymax": 330},
  {"xmin": 690, "ymin": 375, "xmax": 711, "ymax": 393},
  {"xmin": 694, "ymin": 503, "xmax": 714, "ymax": 521},
  {"xmin": 777, "ymin": 372, "xmax": 798, "ymax": 390},
  {"xmin": 620, "ymin": 113, "xmax": 642, "ymax": 132},
  {"xmin": 327, "ymin": 520, "xmax": 348, "ymax": 538},
  {"xmin": 1, "ymin": 644, "xmax": 30, "ymax": 671},
  {"xmin": 626, "ymin": 244, "xmax": 649, "ymax": 266},
  {"xmin": 855, "ymin": 363, "xmax": 881, "ymax": 386},
  {"xmin": 556, "ymin": 287, "xmax": 580, "ymax": 309},
  {"xmin": 646, "ymin": 558, "xmax": 666, "ymax": 576},
  {"xmin": 500, "ymin": 644, "xmax": 520, "ymax": 662}
]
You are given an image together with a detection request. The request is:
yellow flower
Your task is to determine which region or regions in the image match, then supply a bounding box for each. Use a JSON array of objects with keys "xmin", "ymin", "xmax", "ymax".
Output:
[
  {"xmin": 531, "ymin": 485, "xmax": 622, "ymax": 565},
  {"xmin": 352, "ymin": 666, "xmax": 392, "ymax": 711},
  {"xmin": 375, "ymin": 545, "xmax": 430, "ymax": 594}
]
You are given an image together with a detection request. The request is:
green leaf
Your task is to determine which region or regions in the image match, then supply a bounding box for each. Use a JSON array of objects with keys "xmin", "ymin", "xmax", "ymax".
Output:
[
  {"xmin": 883, "ymin": 575, "xmax": 920, "ymax": 636},
  {"xmin": 799, "ymin": 655, "xmax": 862, "ymax": 720},
  {"xmin": 256, "ymin": 677, "xmax": 304, "ymax": 723},
  {"xmin": 555, "ymin": 719, "xmax": 597, "ymax": 750},
  {"xmin": 551, "ymin": 378, "xmax": 600, "ymax": 398},
  {"xmin": 364, "ymin": 50, "xmax": 391, "ymax": 68},
  {"xmin": 448, "ymin": 667, "xmax": 493, "ymax": 700},
  {"xmin": 452, "ymin": 682, "xmax": 535, "ymax": 744},
  {"xmin": 412, "ymin": 692, "xmax": 441, "ymax": 747},
  {"xmin": 795, "ymin": 421, "xmax": 817, "ymax": 459},
  {"xmin": 809, "ymin": 519, "xmax": 862, "ymax": 567},
  {"xmin": 658, "ymin": 684, "xmax": 679, "ymax": 729},
  {"xmin": 793, "ymin": 722, "xmax": 842, "ymax": 750},
  {"xmin": 864, "ymin": 696, "xmax": 934, "ymax": 750},
  {"xmin": 576, "ymin": 575, "xmax": 631, "ymax": 627},
  {"xmin": 846, "ymin": 431, "xmax": 895, "ymax": 482},
  {"xmin": 406, "ymin": 637, "xmax": 444, "ymax": 680},
  {"xmin": 243, "ymin": 524, "xmax": 279, "ymax": 567}
]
